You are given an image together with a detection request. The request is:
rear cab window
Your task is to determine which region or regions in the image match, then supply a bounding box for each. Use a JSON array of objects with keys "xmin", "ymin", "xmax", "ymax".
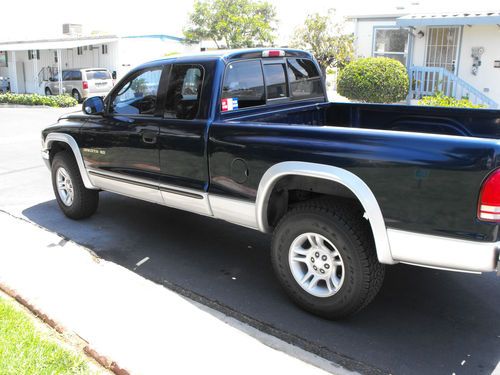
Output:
[
  {"xmin": 287, "ymin": 58, "xmax": 323, "ymax": 99},
  {"xmin": 222, "ymin": 60, "xmax": 265, "ymax": 110},
  {"xmin": 221, "ymin": 56, "xmax": 323, "ymax": 113}
]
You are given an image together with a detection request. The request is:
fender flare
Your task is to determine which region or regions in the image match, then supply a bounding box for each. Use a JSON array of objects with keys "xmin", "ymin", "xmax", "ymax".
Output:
[
  {"xmin": 255, "ymin": 161, "xmax": 395, "ymax": 265},
  {"xmin": 43, "ymin": 132, "xmax": 97, "ymax": 190}
]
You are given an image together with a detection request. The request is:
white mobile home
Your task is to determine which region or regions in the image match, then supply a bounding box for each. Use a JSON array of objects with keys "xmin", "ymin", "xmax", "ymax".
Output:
[
  {"xmin": 349, "ymin": 11, "xmax": 500, "ymax": 108},
  {"xmin": 0, "ymin": 28, "xmax": 199, "ymax": 95}
]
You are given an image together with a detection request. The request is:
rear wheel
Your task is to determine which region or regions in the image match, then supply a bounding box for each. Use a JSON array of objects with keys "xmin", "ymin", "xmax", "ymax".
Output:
[
  {"xmin": 72, "ymin": 89, "xmax": 81, "ymax": 102},
  {"xmin": 45, "ymin": 87, "xmax": 52, "ymax": 96},
  {"xmin": 271, "ymin": 200, "xmax": 385, "ymax": 319},
  {"xmin": 51, "ymin": 151, "xmax": 98, "ymax": 219}
]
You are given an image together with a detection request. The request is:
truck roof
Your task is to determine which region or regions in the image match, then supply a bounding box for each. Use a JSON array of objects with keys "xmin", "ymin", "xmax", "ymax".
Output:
[{"xmin": 137, "ymin": 48, "xmax": 314, "ymax": 70}]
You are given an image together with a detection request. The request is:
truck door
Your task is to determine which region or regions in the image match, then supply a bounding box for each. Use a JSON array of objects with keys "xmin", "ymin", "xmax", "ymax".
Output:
[
  {"xmin": 80, "ymin": 65, "xmax": 167, "ymax": 204},
  {"xmin": 157, "ymin": 62, "xmax": 213, "ymax": 215}
]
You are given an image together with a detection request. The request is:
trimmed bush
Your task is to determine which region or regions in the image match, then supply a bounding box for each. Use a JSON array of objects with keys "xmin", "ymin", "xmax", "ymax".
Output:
[
  {"xmin": 418, "ymin": 92, "xmax": 485, "ymax": 109},
  {"xmin": 0, "ymin": 93, "xmax": 78, "ymax": 107},
  {"xmin": 337, "ymin": 57, "xmax": 409, "ymax": 103}
]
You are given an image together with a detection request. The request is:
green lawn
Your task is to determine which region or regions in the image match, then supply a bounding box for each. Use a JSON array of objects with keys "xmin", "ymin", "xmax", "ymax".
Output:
[{"xmin": 0, "ymin": 296, "xmax": 92, "ymax": 374}]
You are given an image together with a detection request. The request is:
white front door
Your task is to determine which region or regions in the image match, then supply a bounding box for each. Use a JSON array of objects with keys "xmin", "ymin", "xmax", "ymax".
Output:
[{"xmin": 425, "ymin": 26, "xmax": 461, "ymax": 73}]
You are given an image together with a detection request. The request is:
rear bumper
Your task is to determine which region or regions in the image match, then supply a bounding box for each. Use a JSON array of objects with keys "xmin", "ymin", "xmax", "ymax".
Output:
[{"xmin": 387, "ymin": 228, "xmax": 500, "ymax": 273}]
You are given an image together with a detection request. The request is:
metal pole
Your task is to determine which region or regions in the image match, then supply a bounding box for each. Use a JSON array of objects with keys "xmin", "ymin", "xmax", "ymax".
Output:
[
  {"xmin": 33, "ymin": 53, "xmax": 38, "ymax": 94},
  {"xmin": 57, "ymin": 49, "xmax": 63, "ymax": 94}
]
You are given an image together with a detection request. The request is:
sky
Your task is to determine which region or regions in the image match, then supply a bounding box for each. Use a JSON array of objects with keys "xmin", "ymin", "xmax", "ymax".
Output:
[{"xmin": 1, "ymin": 0, "xmax": 499, "ymax": 45}]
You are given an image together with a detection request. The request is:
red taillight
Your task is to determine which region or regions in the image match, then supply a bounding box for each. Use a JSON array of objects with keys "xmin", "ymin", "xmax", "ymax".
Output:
[
  {"xmin": 82, "ymin": 81, "xmax": 88, "ymax": 90},
  {"xmin": 478, "ymin": 169, "xmax": 500, "ymax": 221},
  {"xmin": 262, "ymin": 50, "xmax": 285, "ymax": 58}
]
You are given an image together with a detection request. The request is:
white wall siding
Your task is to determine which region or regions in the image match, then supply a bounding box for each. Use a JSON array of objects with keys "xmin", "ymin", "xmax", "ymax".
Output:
[
  {"xmin": 456, "ymin": 25, "xmax": 500, "ymax": 105},
  {"xmin": 2, "ymin": 36, "xmax": 200, "ymax": 94},
  {"xmin": 353, "ymin": 19, "xmax": 398, "ymax": 59}
]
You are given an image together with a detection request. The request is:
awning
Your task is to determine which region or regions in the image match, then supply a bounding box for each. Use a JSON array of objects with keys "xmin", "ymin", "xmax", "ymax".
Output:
[
  {"xmin": 396, "ymin": 11, "xmax": 500, "ymax": 27},
  {"xmin": 0, "ymin": 35, "xmax": 119, "ymax": 51}
]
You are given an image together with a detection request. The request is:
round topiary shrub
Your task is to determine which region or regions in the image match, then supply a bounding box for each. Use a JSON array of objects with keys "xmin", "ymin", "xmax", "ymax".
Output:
[{"xmin": 337, "ymin": 57, "xmax": 409, "ymax": 103}]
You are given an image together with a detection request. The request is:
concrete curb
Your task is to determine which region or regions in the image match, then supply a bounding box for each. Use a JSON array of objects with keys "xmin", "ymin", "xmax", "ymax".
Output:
[{"xmin": 0, "ymin": 281, "xmax": 129, "ymax": 375}]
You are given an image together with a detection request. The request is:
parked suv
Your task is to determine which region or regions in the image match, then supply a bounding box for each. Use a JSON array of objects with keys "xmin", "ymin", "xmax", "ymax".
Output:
[{"xmin": 44, "ymin": 68, "xmax": 113, "ymax": 102}]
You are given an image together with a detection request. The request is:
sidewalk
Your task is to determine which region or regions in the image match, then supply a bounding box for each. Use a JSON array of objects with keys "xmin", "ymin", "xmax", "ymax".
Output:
[{"xmin": 0, "ymin": 211, "xmax": 344, "ymax": 375}]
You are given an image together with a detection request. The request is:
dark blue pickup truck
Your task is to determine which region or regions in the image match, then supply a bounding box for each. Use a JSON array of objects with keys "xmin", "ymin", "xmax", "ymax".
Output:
[{"xmin": 41, "ymin": 48, "xmax": 500, "ymax": 318}]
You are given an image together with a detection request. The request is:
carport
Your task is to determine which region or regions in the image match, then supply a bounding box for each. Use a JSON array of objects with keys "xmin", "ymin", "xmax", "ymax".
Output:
[{"xmin": 0, "ymin": 35, "xmax": 118, "ymax": 94}]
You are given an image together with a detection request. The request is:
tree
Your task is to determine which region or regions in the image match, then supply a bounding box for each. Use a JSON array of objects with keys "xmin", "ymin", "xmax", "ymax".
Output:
[
  {"xmin": 183, "ymin": 0, "xmax": 277, "ymax": 49},
  {"xmin": 291, "ymin": 10, "xmax": 354, "ymax": 74},
  {"xmin": 337, "ymin": 57, "xmax": 409, "ymax": 103}
]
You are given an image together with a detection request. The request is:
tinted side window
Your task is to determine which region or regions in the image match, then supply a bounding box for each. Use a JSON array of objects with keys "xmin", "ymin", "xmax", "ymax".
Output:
[
  {"xmin": 73, "ymin": 71, "xmax": 82, "ymax": 81},
  {"xmin": 164, "ymin": 64, "xmax": 204, "ymax": 120},
  {"xmin": 263, "ymin": 63, "xmax": 288, "ymax": 99},
  {"xmin": 111, "ymin": 68, "xmax": 162, "ymax": 115},
  {"xmin": 62, "ymin": 71, "xmax": 71, "ymax": 81},
  {"xmin": 287, "ymin": 58, "xmax": 323, "ymax": 98},
  {"xmin": 222, "ymin": 60, "xmax": 265, "ymax": 110}
]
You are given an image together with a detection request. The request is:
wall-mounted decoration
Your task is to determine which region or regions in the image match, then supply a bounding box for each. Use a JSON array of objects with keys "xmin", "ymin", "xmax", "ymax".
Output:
[{"xmin": 471, "ymin": 47, "xmax": 485, "ymax": 75}]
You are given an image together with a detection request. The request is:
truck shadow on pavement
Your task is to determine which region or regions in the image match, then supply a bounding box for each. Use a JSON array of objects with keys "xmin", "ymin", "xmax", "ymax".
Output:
[{"xmin": 23, "ymin": 192, "xmax": 500, "ymax": 375}]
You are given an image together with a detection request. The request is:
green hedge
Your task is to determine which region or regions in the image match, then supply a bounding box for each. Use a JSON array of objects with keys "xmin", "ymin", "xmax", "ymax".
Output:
[
  {"xmin": 418, "ymin": 92, "xmax": 485, "ymax": 109},
  {"xmin": 337, "ymin": 57, "xmax": 409, "ymax": 103},
  {"xmin": 0, "ymin": 93, "xmax": 78, "ymax": 107}
]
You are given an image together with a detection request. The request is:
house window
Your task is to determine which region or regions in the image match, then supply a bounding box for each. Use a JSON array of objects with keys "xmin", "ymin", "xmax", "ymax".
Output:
[
  {"xmin": 27, "ymin": 50, "xmax": 40, "ymax": 60},
  {"xmin": 77, "ymin": 47, "xmax": 83, "ymax": 55},
  {"xmin": 102, "ymin": 44, "xmax": 108, "ymax": 54},
  {"xmin": 373, "ymin": 28, "xmax": 410, "ymax": 65},
  {"xmin": 0, "ymin": 51, "xmax": 7, "ymax": 67}
]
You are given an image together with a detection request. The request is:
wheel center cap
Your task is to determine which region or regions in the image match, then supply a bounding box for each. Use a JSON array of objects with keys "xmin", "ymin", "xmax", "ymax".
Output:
[{"xmin": 309, "ymin": 247, "xmax": 332, "ymax": 276}]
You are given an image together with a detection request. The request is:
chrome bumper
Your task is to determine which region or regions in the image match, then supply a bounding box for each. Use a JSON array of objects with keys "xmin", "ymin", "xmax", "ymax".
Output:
[{"xmin": 388, "ymin": 228, "xmax": 500, "ymax": 274}]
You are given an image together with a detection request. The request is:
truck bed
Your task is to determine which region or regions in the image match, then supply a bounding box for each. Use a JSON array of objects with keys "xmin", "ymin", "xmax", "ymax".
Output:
[
  {"xmin": 210, "ymin": 101, "xmax": 500, "ymax": 243},
  {"xmin": 228, "ymin": 102, "xmax": 500, "ymax": 139}
]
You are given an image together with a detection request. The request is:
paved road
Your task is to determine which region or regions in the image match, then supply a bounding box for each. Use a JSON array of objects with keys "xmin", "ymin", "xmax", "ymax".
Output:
[{"xmin": 1, "ymin": 107, "xmax": 499, "ymax": 375}]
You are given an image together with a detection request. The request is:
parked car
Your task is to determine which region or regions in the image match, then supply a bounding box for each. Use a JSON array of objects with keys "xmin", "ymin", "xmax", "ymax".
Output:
[
  {"xmin": 44, "ymin": 68, "xmax": 113, "ymax": 102},
  {"xmin": 41, "ymin": 49, "xmax": 500, "ymax": 319}
]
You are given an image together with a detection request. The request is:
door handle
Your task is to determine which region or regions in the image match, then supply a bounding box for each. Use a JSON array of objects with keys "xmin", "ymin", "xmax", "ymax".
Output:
[{"xmin": 142, "ymin": 133, "xmax": 157, "ymax": 144}]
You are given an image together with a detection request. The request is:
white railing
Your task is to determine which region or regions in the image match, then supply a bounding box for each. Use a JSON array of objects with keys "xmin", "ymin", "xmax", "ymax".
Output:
[{"xmin": 408, "ymin": 66, "xmax": 498, "ymax": 109}]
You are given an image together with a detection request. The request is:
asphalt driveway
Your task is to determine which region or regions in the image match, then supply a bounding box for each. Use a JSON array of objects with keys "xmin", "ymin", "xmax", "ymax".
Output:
[{"xmin": 1, "ymin": 106, "xmax": 499, "ymax": 375}]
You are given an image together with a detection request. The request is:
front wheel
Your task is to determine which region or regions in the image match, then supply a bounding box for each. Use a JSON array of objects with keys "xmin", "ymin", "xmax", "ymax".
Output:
[
  {"xmin": 51, "ymin": 151, "xmax": 99, "ymax": 219},
  {"xmin": 271, "ymin": 200, "xmax": 385, "ymax": 319}
]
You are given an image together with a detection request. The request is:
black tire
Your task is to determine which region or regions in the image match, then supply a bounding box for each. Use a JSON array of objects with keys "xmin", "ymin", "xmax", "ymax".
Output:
[
  {"xmin": 271, "ymin": 199, "xmax": 385, "ymax": 319},
  {"xmin": 45, "ymin": 87, "xmax": 52, "ymax": 96},
  {"xmin": 72, "ymin": 89, "xmax": 81, "ymax": 102},
  {"xmin": 51, "ymin": 151, "xmax": 99, "ymax": 219}
]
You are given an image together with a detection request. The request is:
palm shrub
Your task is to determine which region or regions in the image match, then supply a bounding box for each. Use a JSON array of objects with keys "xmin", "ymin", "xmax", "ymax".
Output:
[{"xmin": 337, "ymin": 57, "xmax": 409, "ymax": 103}]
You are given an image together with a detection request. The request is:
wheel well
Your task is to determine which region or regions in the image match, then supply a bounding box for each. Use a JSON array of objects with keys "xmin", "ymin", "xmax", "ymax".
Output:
[
  {"xmin": 48, "ymin": 141, "xmax": 71, "ymax": 165},
  {"xmin": 266, "ymin": 175, "xmax": 365, "ymax": 229}
]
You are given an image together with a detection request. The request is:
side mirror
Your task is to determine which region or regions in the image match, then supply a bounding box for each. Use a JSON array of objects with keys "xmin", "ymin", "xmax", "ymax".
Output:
[{"xmin": 83, "ymin": 96, "xmax": 105, "ymax": 115}]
